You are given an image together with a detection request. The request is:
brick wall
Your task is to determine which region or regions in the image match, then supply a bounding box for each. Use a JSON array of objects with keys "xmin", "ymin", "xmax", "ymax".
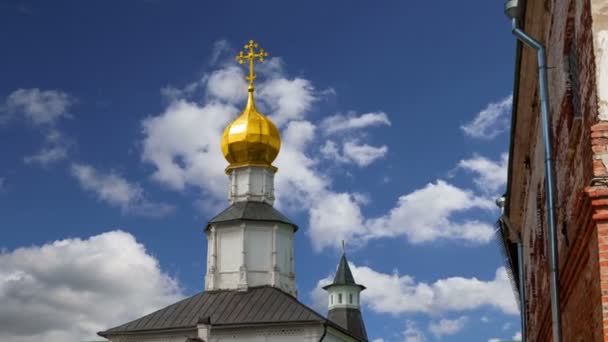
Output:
[{"xmin": 509, "ymin": 0, "xmax": 604, "ymax": 340}]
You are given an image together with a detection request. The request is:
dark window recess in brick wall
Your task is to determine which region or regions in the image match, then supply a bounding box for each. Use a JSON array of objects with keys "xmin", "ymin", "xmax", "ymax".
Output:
[
  {"xmin": 564, "ymin": 1, "xmax": 582, "ymax": 128},
  {"xmin": 535, "ymin": 182, "xmax": 547, "ymax": 260},
  {"xmin": 566, "ymin": 42, "xmax": 582, "ymax": 123}
]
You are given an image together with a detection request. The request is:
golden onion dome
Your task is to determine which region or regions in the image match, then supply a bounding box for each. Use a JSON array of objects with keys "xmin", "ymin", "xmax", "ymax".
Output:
[
  {"xmin": 221, "ymin": 40, "xmax": 281, "ymax": 172},
  {"xmin": 221, "ymin": 91, "xmax": 281, "ymax": 171}
]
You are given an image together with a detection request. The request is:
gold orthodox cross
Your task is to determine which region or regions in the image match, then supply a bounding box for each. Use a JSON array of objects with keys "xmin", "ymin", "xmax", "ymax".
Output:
[{"xmin": 236, "ymin": 40, "xmax": 268, "ymax": 91}]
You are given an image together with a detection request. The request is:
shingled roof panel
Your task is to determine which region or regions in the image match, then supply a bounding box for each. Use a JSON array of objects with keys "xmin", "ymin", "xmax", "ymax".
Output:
[
  {"xmin": 99, "ymin": 287, "xmax": 326, "ymax": 337},
  {"xmin": 207, "ymin": 201, "xmax": 297, "ymax": 231}
]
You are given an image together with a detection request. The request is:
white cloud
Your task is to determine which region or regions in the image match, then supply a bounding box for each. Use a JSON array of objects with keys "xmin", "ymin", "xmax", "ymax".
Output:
[
  {"xmin": 321, "ymin": 112, "xmax": 391, "ymax": 135},
  {"xmin": 428, "ymin": 316, "xmax": 468, "ymax": 338},
  {"xmin": 311, "ymin": 264, "xmax": 518, "ymax": 316},
  {"xmin": 320, "ymin": 140, "xmax": 388, "ymax": 167},
  {"xmin": 4, "ymin": 88, "xmax": 74, "ymax": 126},
  {"xmin": 206, "ymin": 66, "xmax": 247, "ymax": 103},
  {"xmin": 23, "ymin": 146, "xmax": 68, "ymax": 166},
  {"xmin": 3, "ymin": 89, "xmax": 74, "ymax": 166},
  {"xmin": 307, "ymin": 180, "xmax": 496, "ymax": 252},
  {"xmin": 273, "ymin": 120, "xmax": 330, "ymax": 211},
  {"xmin": 363, "ymin": 180, "xmax": 495, "ymax": 245},
  {"xmin": 259, "ymin": 77, "xmax": 316, "ymax": 126},
  {"xmin": 320, "ymin": 140, "xmax": 343, "ymax": 161},
  {"xmin": 71, "ymin": 163, "xmax": 174, "ymax": 217},
  {"xmin": 372, "ymin": 339, "xmax": 386, "ymax": 342},
  {"xmin": 461, "ymin": 95, "xmax": 512, "ymax": 139},
  {"xmin": 403, "ymin": 320, "xmax": 426, "ymax": 342},
  {"xmin": 488, "ymin": 332, "xmax": 521, "ymax": 342},
  {"xmin": 23, "ymin": 129, "xmax": 70, "ymax": 166},
  {"xmin": 141, "ymin": 55, "xmax": 318, "ymax": 201},
  {"xmin": 458, "ymin": 153, "xmax": 508, "ymax": 193},
  {"xmin": 141, "ymin": 99, "xmax": 235, "ymax": 197},
  {"xmin": 0, "ymin": 230, "xmax": 183, "ymax": 342},
  {"xmin": 141, "ymin": 42, "xmax": 496, "ymax": 252},
  {"xmin": 309, "ymin": 192, "xmax": 366, "ymax": 250},
  {"xmin": 343, "ymin": 141, "xmax": 388, "ymax": 166}
]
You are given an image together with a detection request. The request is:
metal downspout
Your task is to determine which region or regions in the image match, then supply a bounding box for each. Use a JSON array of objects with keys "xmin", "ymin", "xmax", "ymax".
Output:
[
  {"xmin": 510, "ymin": 17, "xmax": 562, "ymax": 342},
  {"xmin": 318, "ymin": 322, "xmax": 328, "ymax": 341}
]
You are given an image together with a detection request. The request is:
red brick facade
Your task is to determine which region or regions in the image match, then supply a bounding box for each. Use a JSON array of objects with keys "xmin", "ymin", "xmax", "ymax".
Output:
[{"xmin": 506, "ymin": 0, "xmax": 608, "ymax": 341}]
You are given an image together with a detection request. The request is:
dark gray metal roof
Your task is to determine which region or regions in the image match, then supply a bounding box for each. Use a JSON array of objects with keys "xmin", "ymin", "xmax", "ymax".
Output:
[
  {"xmin": 207, "ymin": 201, "xmax": 297, "ymax": 231},
  {"xmin": 328, "ymin": 308, "xmax": 368, "ymax": 342},
  {"xmin": 99, "ymin": 286, "xmax": 328, "ymax": 337},
  {"xmin": 323, "ymin": 253, "xmax": 365, "ymax": 290}
]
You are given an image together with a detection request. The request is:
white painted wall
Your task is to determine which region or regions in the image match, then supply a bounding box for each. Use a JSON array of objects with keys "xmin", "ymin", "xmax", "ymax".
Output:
[
  {"xmin": 105, "ymin": 329, "xmax": 197, "ymax": 342},
  {"xmin": 105, "ymin": 324, "xmax": 360, "ymax": 342},
  {"xmin": 205, "ymin": 221, "xmax": 296, "ymax": 296},
  {"xmin": 324, "ymin": 326, "xmax": 362, "ymax": 342},
  {"xmin": 327, "ymin": 285, "xmax": 362, "ymax": 311},
  {"xmin": 210, "ymin": 325, "xmax": 323, "ymax": 342},
  {"xmin": 228, "ymin": 166, "xmax": 275, "ymax": 204}
]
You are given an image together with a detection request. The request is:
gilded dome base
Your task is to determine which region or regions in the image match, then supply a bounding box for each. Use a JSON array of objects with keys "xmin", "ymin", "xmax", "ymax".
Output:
[{"xmin": 225, "ymin": 161, "xmax": 278, "ymax": 173}]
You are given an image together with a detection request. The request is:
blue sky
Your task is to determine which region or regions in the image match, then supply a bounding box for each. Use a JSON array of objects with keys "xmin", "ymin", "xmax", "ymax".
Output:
[{"xmin": 0, "ymin": 1, "xmax": 521, "ymax": 341}]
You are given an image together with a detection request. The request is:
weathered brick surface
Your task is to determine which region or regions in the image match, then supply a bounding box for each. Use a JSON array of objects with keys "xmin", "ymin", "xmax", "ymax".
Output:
[{"xmin": 511, "ymin": 0, "xmax": 606, "ymax": 341}]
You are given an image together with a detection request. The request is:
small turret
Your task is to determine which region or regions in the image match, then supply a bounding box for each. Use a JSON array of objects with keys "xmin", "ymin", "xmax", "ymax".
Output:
[{"xmin": 323, "ymin": 246, "xmax": 368, "ymax": 341}]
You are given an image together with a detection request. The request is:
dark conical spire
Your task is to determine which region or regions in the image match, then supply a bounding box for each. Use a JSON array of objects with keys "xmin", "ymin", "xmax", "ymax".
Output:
[
  {"xmin": 333, "ymin": 253, "xmax": 357, "ymax": 285},
  {"xmin": 323, "ymin": 252, "xmax": 366, "ymax": 290}
]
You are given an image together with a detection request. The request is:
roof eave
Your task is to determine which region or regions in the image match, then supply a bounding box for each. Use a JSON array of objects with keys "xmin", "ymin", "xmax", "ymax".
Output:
[
  {"xmin": 205, "ymin": 218, "xmax": 298, "ymax": 232},
  {"xmin": 322, "ymin": 283, "xmax": 366, "ymax": 291},
  {"xmin": 503, "ymin": 0, "xmax": 527, "ymax": 293}
]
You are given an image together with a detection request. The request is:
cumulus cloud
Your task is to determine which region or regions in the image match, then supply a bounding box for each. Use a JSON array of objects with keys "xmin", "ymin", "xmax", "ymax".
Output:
[
  {"xmin": 24, "ymin": 146, "xmax": 68, "ymax": 166},
  {"xmin": 308, "ymin": 180, "xmax": 496, "ymax": 251},
  {"xmin": 365, "ymin": 180, "xmax": 495, "ymax": 244},
  {"xmin": 488, "ymin": 331, "xmax": 521, "ymax": 342},
  {"xmin": 311, "ymin": 264, "xmax": 518, "ymax": 316},
  {"xmin": 259, "ymin": 77, "xmax": 316, "ymax": 126},
  {"xmin": 3, "ymin": 88, "xmax": 74, "ymax": 126},
  {"xmin": 2, "ymin": 89, "xmax": 75, "ymax": 166},
  {"xmin": 320, "ymin": 140, "xmax": 388, "ymax": 167},
  {"xmin": 23, "ymin": 129, "xmax": 70, "ymax": 166},
  {"xmin": 342, "ymin": 141, "xmax": 388, "ymax": 166},
  {"xmin": 71, "ymin": 163, "xmax": 174, "ymax": 217},
  {"xmin": 308, "ymin": 192, "xmax": 367, "ymax": 249},
  {"xmin": 461, "ymin": 95, "xmax": 512, "ymax": 139},
  {"xmin": 458, "ymin": 153, "xmax": 509, "ymax": 194},
  {"xmin": 141, "ymin": 100, "xmax": 235, "ymax": 197},
  {"xmin": 141, "ymin": 41, "xmax": 496, "ymax": 251},
  {"xmin": 428, "ymin": 316, "xmax": 468, "ymax": 338},
  {"xmin": 0, "ymin": 231, "xmax": 183, "ymax": 342},
  {"xmin": 403, "ymin": 320, "xmax": 426, "ymax": 342},
  {"xmin": 321, "ymin": 112, "xmax": 391, "ymax": 135},
  {"xmin": 206, "ymin": 66, "xmax": 247, "ymax": 103}
]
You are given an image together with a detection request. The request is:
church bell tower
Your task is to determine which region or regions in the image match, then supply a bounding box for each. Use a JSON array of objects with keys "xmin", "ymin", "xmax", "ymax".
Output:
[{"xmin": 204, "ymin": 40, "xmax": 297, "ymax": 296}]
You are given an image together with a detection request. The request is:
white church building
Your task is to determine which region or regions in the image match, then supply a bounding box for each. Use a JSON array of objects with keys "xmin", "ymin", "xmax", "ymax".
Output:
[{"xmin": 98, "ymin": 40, "xmax": 368, "ymax": 342}]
